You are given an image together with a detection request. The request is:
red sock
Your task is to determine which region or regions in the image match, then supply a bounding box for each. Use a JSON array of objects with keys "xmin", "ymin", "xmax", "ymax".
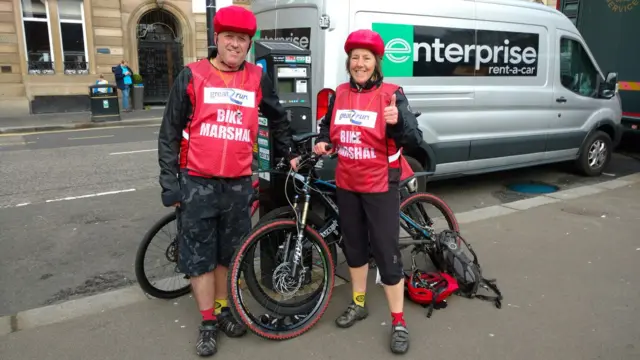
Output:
[
  {"xmin": 200, "ymin": 308, "xmax": 216, "ymax": 322},
  {"xmin": 391, "ymin": 312, "xmax": 406, "ymax": 327}
]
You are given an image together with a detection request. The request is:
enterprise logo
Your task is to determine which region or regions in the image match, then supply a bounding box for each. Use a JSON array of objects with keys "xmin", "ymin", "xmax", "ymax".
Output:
[{"xmin": 384, "ymin": 38, "xmax": 412, "ymax": 64}]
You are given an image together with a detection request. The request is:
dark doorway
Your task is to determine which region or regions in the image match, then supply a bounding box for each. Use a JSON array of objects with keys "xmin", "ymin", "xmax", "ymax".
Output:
[{"xmin": 137, "ymin": 9, "xmax": 184, "ymax": 105}]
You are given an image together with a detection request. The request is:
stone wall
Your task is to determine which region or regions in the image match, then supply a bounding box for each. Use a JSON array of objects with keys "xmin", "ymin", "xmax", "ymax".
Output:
[{"xmin": 0, "ymin": 0, "xmax": 23, "ymax": 98}]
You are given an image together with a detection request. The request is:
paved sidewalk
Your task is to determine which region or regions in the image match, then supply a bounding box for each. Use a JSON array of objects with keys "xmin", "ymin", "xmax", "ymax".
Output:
[
  {"xmin": 1, "ymin": 183, "xmax": 639, "ymax": 360},
  {"xmin": 0, "ymin": 108, "xmax": 164, "ymax": 135}
]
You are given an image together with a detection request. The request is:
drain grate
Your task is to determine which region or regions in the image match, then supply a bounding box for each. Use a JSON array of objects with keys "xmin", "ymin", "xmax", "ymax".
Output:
[{"xmin": 506, "ymin": 182, "xmax": 560, "ymax": 194}]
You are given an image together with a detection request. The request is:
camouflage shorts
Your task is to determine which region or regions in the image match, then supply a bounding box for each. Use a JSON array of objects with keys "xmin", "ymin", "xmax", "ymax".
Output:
[{"xmin": 176, "ymin": 172, "xmax": 254, "ymax": 277}]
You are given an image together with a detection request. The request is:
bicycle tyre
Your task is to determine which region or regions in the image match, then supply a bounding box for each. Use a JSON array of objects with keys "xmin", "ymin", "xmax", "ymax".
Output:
[
  {"xmin": 399, "ymin": 192, "xmax": 459, "ymax": 233},
  {"xmin": 241, "ymin": 206, "xmax": 337, "ymax": 316},
  {"xmin": 228, "ymin": 219, "xmax": 335, "ymax": 341},
  {"xmin": 134, "ymin": 211, "xmax": 192, "ymax": 299}
]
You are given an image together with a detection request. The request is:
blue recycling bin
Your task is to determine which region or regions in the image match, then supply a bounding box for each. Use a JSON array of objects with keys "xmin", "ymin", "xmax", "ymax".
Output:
[{"xmin": 89, "ymin": 84, "xmax": 120, "ymax": 122}]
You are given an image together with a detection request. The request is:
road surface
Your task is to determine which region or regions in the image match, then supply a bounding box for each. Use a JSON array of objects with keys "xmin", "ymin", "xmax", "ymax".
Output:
[{"xmin": 0, "ymin": 125, "xmax": 639, "ymax": 316}]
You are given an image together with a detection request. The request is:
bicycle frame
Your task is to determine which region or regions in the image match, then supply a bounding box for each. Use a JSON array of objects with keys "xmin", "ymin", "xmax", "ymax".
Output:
[
  {"xmin": 290, "ymin": 172, "xmax": 433, "ymax": 241},
  {"xmin": 252, "ymin": 146, "xmax": 438, "ymax": 281}
]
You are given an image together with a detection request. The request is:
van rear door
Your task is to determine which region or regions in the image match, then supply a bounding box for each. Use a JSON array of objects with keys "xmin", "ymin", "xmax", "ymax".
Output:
[{"xmin": 252, "ymin": 0, "xmax": 325, "ymax": 123}]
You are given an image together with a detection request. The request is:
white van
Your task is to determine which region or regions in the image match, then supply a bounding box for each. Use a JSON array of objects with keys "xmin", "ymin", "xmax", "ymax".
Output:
[{"xmin": 251, "ymin": 0, "xmax": 623, "ymax": 184}]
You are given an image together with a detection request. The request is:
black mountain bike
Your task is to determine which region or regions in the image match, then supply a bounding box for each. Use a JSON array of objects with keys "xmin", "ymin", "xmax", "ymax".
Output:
[{"xmin": 226, "ymin": 133, "xmax": 459, "ymax": 341}]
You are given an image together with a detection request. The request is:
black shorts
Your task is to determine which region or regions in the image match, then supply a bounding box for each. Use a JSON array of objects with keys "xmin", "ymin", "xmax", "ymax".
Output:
[
  {"xmin": 176, "ymin": 172, "xmax": 254, "ymax": 277},
  {"xmin": 335, "ymin": 171, "xmax": 403, "ymax": 286}
]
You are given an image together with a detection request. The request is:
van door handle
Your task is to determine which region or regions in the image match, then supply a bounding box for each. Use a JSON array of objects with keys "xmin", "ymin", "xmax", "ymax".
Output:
[{"xmin": 556, "ymin": 97, "xmax": 567, "ymax": 103}]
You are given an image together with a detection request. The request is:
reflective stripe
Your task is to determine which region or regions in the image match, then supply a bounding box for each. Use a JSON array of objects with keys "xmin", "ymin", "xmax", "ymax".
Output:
[
  {"xmin": 182, "ymin": 130, "xmax": 189, "ymax": 140},
  {"xmin": 388, "ymin": 149, "xmax": 402, "ymax": 162},
  {"xmin": 619, "ymin": 81, "xmax": 640, "ymax": 91}
]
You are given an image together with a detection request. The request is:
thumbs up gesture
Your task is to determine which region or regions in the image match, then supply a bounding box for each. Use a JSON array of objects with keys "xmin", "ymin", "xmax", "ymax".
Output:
[{"xmin": 384, "ymin": 94, "xmax": 398, "ymax": 125}]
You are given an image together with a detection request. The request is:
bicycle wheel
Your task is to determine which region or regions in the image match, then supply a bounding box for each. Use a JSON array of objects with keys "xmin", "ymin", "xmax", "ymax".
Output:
[
  {"xmin": 399, "ymin": 192, "xmax": 460, "ymax": 248},
  {"xmin": 135, "ymin": 211, "xmax": 191, "ymax": 299},
  {"xmin": 228, "ymin": 219, "xmax": 335, "ymax": 341},
  {"xmin": 242, "ymin": 206, "xmax": 338, "ymax": 316}
]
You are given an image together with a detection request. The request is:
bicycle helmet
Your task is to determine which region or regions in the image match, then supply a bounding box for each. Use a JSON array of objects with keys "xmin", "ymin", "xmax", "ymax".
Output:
[
  {"xmin": 213, "ymin": 5, "xmax": 257, "ymax": 37},
  {"xmin": 405, "ymin": 270, "xmax": 458, "ymax": 306},
  {"xmin": 344, "ymin": 29, "xmax": 385, "ymax": 57}
]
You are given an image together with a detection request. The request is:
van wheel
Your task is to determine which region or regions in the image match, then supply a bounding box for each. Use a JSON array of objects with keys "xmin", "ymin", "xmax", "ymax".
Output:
[
  {"xmin": 576, "ymin": 130, "xmax": 612, "ymax": 177},
  {"xmin": 404, "ymin": 156, "xmax": 427, "ymax": 192}
]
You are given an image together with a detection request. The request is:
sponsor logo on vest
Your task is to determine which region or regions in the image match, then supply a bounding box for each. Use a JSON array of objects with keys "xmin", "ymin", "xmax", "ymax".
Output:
[
  {"xmin": 336, "ymin": 130, "xmax": 376, "ymax": 160},
  {"xmin": 372, "ymin": 22, "xmax": 539, "ymax": 78},
  {"xmin": 334, "ymin": 109, "xmax": 377, "ymax": 129},
  {"xmin": 204, "ymin": 87, "xmax": 256, "ymax": 107}
]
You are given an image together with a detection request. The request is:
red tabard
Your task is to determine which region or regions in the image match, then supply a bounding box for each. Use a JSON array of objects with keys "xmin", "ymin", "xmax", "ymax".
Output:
[
  {"xmin": 329, "ymin": 82, "xmax": 405, "ymax": 193},
  {"xmin": 179, "ymin": 59, "xmax": 263, "ymax": 178}
]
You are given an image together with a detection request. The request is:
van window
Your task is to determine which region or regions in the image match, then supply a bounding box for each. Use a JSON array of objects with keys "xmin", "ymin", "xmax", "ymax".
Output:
[{"xmin": 559, "ymin": 37, "xmax": 597, "ymax": 97}]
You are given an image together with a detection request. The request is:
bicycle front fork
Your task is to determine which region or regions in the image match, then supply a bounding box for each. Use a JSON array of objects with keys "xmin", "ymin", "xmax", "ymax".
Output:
[{"xmin": 290, "ymin": 193, "xmax": 311, "ymax": 277}]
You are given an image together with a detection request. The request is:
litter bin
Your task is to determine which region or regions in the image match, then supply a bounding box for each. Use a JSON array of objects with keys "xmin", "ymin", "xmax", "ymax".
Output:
[
  {"xmin": 89, "ymin": 84, "xmax": 120, "ymax": 122},
  {"xmin": 132, "ymin": 83, "xmax": 144, "ymax": 111}
]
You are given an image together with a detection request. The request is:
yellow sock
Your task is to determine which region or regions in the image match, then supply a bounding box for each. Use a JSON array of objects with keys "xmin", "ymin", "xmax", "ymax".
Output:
[
  {"xmin": 353, "ymin": 292, "xmax": 366, "ymax": 307},
  {"xmin": 214, "ymin": 299, "xmax": 228, "ymax": 315}
]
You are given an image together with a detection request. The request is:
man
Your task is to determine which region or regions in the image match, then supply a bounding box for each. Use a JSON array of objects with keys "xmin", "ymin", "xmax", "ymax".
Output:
[
  {"xmin": 112, "ymin": 60, "xmax": 133, "ymax": 112},
  {"xmin": 157, "ymin": 5, "xmax": 298, "ymax": 357}
]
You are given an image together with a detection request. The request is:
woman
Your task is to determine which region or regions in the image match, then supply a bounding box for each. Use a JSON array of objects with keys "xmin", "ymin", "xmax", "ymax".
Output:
[{"xmin": 313, "ymin": 29, "xmax": 423, "ymax": 355}]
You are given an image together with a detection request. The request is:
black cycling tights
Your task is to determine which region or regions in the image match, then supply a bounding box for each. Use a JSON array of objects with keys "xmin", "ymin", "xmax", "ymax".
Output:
[{"xmin": 336, "ymin": 182, "xmax": 404, "ymax": 286}]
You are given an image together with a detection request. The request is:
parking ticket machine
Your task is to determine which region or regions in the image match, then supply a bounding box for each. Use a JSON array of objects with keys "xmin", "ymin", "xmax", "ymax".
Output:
[
  {"xmin": 253, "ymin": 40, "xmax": 314, "ymax": 289},
  {"xmin": 254, "ymin": 39, "xmax": 313, "ymax": 215}
]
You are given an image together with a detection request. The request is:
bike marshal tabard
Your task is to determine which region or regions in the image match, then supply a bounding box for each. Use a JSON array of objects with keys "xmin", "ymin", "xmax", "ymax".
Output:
[{"xmin": 372, "ymin": 22, "xmax": 540, "ymax": 77}]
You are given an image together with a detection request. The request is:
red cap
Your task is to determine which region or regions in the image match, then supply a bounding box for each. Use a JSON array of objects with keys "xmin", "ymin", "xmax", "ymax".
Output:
[
  {"xmin": 213, "ymin": 6, "xmax": 257, "ymax": 37},
  {"xmin": 344, "ymin": 29, "xmax": 385, "ymax": 56}
]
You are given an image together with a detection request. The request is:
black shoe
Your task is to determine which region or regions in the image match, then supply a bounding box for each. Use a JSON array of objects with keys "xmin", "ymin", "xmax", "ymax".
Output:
[
  {"xmin": 218, "ymin": 308, "xmax": 247, "ymax": 338},
  {"xmin": 335, "ymin": 303, "xmax": 368, "ymax": 328},
  {"xmin": 390, "ymin": 323, "xmax": 410, "ymax": 354},
  {"xmin": 196, "ymin": 321, "xmax": 218, "ymax": 357}
]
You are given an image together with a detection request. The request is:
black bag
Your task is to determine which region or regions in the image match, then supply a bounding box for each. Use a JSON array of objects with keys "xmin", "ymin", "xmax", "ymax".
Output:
[{"xmin": 432, "ymin": 230, "xmax": 503, "ymax": 308}]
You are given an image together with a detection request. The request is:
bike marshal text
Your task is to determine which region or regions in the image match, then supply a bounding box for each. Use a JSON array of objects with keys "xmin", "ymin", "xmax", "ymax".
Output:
[
  {"xmin": 199, "ymin": 109, "xmax": 252, "ymax": 143},
  {"xmin": 336, "ymin": 129, "xmax": 377, "ymax": 160}
]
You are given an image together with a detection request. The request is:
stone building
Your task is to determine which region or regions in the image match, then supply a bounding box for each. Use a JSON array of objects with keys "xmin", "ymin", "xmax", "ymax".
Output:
[
  {"xmin": 0, "ymin": 0, "xmax": 231, "ymax": 116},
  {"xmin": 0, "ymin": 0, "xmax": 555, "ymax": 117}
]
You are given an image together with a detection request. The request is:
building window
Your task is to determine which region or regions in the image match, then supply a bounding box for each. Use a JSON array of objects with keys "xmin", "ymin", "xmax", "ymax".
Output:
[
  {"xmin": 559, "ymin": 37, "xmax": 598, "ymax": 98},
  {"xmin": 20, "ymin": 0, "xmax": 55, "ymax": 74},
  {"xmin": 561, "ymin": 0, "xmax": 581, "ymax": 26},
  {"xmin": 58, "ymin": 0, "xmax": 88, "ymax": 75}
]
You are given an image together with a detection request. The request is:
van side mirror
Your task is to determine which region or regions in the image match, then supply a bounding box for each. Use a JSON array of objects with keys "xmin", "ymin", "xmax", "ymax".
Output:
[
  {"xmin": 600, "ymin": 71, "xmax": 618, "ymax": 99},
  {"xmin": 605, "ymin": 71, "xmax": 618, "ymax": 85}
]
